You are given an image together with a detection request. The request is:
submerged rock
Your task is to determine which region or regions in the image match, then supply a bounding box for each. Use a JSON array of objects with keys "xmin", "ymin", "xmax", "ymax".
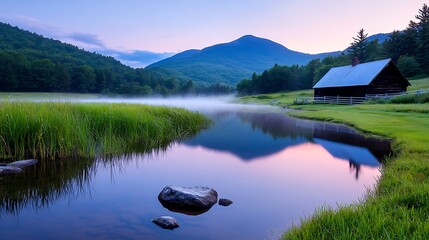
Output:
[
  {"xmin": 8, "ymin": 159, "xmax": 38, "ymax": 169},
  {"xmin": 0, "ymin": 166, "xmax": 23, "ymax": 175},
  {"xmin": 0, "ymin": 159, "xmax": 38, "ymax": 175},
  {"xmin": 219, "ymin": 198, "xmax": 233, "ymax": 206},
  {"xmin": 152, "ymin": 216, "xmax": 179, "ymax": 230},
  {"xmin": 158, "ymin": 186, "xmax": 218, "ymax": 215}
]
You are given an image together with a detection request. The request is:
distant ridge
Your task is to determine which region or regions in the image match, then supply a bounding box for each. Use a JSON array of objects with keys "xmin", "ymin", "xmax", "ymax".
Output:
[
  {"xmin": 146, "ymin": 35, "xmax": 341, "ymax": 84},
  {"xmin": 146, "ymin": 33, "xmax": 392, "ymax": 85}
]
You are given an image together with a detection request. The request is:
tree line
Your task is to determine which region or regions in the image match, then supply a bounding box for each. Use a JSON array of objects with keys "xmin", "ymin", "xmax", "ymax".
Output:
[
  {"xmin": 237, "ymin": 4, "xmax": 429, "ymax": 96},
  {"xmin": 0, "ymin": 22, "xmax": 234, "ymax": 95}
]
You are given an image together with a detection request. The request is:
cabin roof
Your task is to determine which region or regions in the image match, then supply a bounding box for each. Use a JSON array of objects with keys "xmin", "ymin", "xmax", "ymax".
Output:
[{"xmin": 313, "ymin": 58, "xmax": 396, "ymax": 89}]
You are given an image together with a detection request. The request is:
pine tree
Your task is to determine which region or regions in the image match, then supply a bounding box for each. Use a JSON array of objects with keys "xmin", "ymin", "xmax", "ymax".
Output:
[
  {"xmin": 349, "ymin": 29, "xmax": 369, "ymax": 63},
  {"xmin": 410, "ymin": 4, "xmax": 429, "ymax": 74}
]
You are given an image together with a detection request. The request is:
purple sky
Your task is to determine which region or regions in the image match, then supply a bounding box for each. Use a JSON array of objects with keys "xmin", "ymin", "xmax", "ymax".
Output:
[{"xmin": 0, "ymin": 0, "xmax": 426, "ymax": 56}]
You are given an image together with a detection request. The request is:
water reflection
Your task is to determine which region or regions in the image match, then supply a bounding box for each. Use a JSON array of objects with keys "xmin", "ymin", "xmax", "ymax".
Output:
[
  {"xmin": 0, "ymin": 101, "xmax": 392, "ymax": 240},
  {"xmin": 0, "ymin": 148, "xmax": 171, "ymax": 217},
  {"xmin": 0, "ymin": 158, "xmax": 95, "ymax": 216},
  {"xmin": 185, "ymin": 110, "xmax": 391, "ymax": 171}
]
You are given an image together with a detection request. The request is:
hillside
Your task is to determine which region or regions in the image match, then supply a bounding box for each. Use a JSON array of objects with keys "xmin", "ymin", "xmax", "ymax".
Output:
[
  {"xmin": 0, "ymin": 22, "xmax": 137, "ymax": 92},
  {"xmin": 0, "ymin": 22, "xmax": 194, "ymax": 95},
  {"xmin": 147, "ymin": 35, "xmax": 341, "ymax": 85}
]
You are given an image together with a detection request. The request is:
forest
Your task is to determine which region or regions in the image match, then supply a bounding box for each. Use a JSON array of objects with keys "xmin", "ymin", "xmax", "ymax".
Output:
[
  {"xmin": 0, "ymin": 22, "xmax": 233, "ymax": 95},
  {"xmin": 237, "ymin": 4, "xmax": 429, "ymax": 96}
]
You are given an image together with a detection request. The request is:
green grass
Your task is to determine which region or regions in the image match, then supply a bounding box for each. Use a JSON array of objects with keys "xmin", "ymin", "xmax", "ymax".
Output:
[
  {"xmin": 239, "ymin": 89, "xmax": 313, "ymax": 106},
  {"xmin": 389, "ymin": 92, "xmax": 429, "ymax": 104},
  {"xmin": 409, "ymin": 77, "xmax": 429, "ymax": 91},
  {"xmin": 0, "ymin": 92, "xmax": 102, "ymax": 101},
  {"xmin": 281, "ymin": 103, "xmax": 429, "ymax": 239},
  {"xmin": 0, "ymin": 101, "xmax": 210, "ymax": 161}
]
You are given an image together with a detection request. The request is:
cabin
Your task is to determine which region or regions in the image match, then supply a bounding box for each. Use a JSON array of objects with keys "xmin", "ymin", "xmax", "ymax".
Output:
[{"xmin": 313, "ymin": 58, "xmax": 410, "ymax": 98}]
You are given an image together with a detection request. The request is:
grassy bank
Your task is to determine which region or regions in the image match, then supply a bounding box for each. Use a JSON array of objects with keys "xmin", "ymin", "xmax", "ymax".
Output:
[
  {"xmin": 282, "ymin": 103, "xmax": 429, "ymax": 239},
  {"xmin": 0, "ymin": 102, "xmax": 210, "ymax": 161}
]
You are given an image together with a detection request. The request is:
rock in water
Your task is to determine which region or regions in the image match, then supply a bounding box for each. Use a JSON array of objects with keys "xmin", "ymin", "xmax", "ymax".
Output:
[
  {"xmin": 7, "ymin": 159, "xmax": 38, "ymax": 169},
  {"xmin": 219, "ymin": 198, "xmax": 233, "ymax": 206},
  {"xmin": 158, "ymin": 186, "xmax": 218, "ymax": 215},
  {"xmin": 0, "ymin": 166, "xmax": 23, "ymax": 175},
  {"xmin": 152, "ymin": 216, "xmax": 179, "ymax": 230}
]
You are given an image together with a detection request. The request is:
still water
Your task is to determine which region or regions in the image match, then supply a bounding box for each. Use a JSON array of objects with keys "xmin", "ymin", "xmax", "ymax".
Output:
[{"xmin": 0, "ymin": 98, "xmax": 390, "ymax": 240}]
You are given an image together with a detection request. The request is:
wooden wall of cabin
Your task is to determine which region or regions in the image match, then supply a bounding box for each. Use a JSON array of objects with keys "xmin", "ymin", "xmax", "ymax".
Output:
[
  {"xmin": 314, "ymin": 86, "xmax": 368, "ymax": 97},
  {"xmin": 367, "ymin": 62, "xmax": 408, "ymax": 95}
]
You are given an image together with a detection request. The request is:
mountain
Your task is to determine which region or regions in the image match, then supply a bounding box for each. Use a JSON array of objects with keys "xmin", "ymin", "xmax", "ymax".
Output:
[
  {"xmin": 146, "ymin": 35, "xmax": 341, "ymax": 85},
  {"xmin": 367, "ymin": 33, "xmax": 391, "ymax": 44}
]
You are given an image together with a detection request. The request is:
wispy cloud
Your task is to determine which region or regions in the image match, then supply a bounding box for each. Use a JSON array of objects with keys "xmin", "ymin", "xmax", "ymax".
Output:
[
  {"xmin": 65, "ymin": 32, "xmax": 105, "ymax": 48},
  {"xmin": 0, "ymin": 14, "xmax": 106, "ymax": 49},
  {"xmin": 0, "ymin": 14, "xmax": 174, "ymax": 67},
  {"xmin": 100, "ymin": 50, "xmax": 175, "ymax": 68},
  {"xmin": 0, "ymin": 14, "xmax": 64, "ymax": 38}
]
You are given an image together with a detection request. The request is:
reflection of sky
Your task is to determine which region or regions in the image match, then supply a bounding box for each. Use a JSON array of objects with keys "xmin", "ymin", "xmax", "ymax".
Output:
[
  {"xmin": 185, "ymin": 111, "xmax": 385, "ymax": 167},
  {"xmin": 0, "ymin": 142, "xmax": 381, "ymax": 240}
]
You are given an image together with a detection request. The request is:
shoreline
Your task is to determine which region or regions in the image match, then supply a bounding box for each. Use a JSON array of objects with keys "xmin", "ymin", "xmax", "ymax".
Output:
[{"xmin": 280, "ymin": 103, "xmax": 429, "ymax": 239}]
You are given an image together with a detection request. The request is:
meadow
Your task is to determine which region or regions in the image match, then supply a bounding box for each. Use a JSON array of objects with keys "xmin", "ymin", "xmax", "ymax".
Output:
[{"xmin": 0, "ymin": 101, "xmax": 210, "ymax": 161}]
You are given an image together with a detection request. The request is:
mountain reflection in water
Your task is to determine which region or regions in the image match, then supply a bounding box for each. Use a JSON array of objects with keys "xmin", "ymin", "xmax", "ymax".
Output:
[{"xmin": 185, "ymin": 110, "xmax": 391, "ymax": 176}]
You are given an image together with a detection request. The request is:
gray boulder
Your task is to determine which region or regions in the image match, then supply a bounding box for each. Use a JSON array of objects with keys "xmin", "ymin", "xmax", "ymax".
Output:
[
  {"xmin": 8, "ymin": 159, "xmax": 38, "ymax": 169},
  {"xmin": 158, "ymin": 186, "xmax": 218, "ymax": 215},
  {"xmin": 219, "ymin": 198, "xmax": 233, "ymax": 206},
  {"xmin": 0, "ymin": 166, "xmax": 23, "ymax": 175},
  {"xmin": 152, "ymin": 216, "xmax": 179, "ymax": 230}
]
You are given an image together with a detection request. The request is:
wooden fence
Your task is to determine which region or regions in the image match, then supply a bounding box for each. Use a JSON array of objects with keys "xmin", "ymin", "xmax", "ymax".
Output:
[{"xmin": 295, "ymin": 89, "xmax": 429, "ymax": 105}]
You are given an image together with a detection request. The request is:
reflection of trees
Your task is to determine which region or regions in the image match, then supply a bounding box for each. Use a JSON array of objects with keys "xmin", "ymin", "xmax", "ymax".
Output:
[
  {"xmin": 349, "ymin": 161, "xmax": 361, "ymax": 180},
  {"xmin": 236, "ymin": 111, "xmax": 391, "ymax": 162},
  {"xmin": 236, "ymin": 111, "xmax": 314, "ymax": 140},
  {"xmin": 0, "ymin": 158, "xmax": 95, "ymax": 216},
  {"xmin": 0, "ymin": 144, "xmax": 172, "ymax": 217}
]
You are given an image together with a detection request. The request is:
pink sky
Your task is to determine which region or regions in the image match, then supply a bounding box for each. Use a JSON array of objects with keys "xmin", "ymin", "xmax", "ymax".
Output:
[{"xmin": 0, "ymin": 0, "xmax": 426, "ymax": 54}]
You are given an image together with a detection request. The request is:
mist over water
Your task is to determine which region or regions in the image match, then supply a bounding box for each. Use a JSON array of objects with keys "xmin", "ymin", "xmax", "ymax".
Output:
[
  {"xmin": 13, "ymin": 94, "xmax": 275, "ymax": 113},
  {"xmin": 80, "ymin": 95, "xmax": 276, "ymax": 113}
]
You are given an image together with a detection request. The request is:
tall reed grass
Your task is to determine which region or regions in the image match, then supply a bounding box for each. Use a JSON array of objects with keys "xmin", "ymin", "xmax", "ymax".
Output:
[{"xmin": 0, "ymin": 102, "xmax": 210, "ymax": 160}]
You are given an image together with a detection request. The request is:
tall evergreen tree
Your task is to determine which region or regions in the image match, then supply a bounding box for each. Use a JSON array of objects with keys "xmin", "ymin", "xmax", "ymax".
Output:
[
  {"xmin": 349, "ymin": 29, "xmax": 369, "ymax": 63},
  {"xmin": 409, "ymin": 4, "xmax": 429, "ymax": 74},
  {"xmin": 383, "ymin": 31, "xmax": 406, "ymax": 62}
]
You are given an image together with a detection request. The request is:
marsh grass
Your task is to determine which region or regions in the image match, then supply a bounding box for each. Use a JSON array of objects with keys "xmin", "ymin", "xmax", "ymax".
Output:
[
  {"xmin": 389, "ymin": 92, "xmax": 429, "ymax": 104},
  {"xmin": 282, "ymin": 103, "xmax": 429, "ymax": 239},
  {"xmin": 0, "ymin": 101, "xmax": 210, "ymax": 161}
]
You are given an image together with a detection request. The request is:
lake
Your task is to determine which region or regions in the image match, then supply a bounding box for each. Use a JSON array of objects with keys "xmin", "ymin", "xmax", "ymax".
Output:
[{"xmin": 0, "ymin": 97, "xmax": 391, "ymax": 240}]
